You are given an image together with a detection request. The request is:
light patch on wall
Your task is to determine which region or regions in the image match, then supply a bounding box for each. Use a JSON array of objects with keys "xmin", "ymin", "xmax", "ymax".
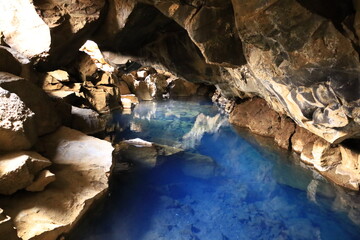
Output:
[
  {"xmin": 0, "ymin": 0, "xmax": 51, "ymax": 58},
  {"xmin": 79, "ymin": 40, "xmax": 114, "ymax": 73}
]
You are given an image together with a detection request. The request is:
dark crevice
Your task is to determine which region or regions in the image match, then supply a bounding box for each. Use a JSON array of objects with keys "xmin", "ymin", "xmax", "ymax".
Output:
[
  {"xmin": 295, "ymin": 0, "xmax": 355, "ymax": 34},
  {"xmin": 288, "ymin": 125, "xmax": 296, "ymax": 151}
]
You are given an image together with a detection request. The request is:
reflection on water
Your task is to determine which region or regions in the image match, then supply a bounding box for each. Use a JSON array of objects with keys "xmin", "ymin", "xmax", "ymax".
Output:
[{"xmin": 70, "ymin": 99, "xmax": 360, "ymax": 240}]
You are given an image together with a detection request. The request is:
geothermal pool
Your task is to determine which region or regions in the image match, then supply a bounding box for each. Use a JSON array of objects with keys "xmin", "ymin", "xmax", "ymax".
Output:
[{"xmin": 70, "ymin": 99, "xmax": 360, "ymax": 240}]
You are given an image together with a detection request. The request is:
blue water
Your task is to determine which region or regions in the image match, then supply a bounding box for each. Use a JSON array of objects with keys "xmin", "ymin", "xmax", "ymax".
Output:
[{"xmin": 70, "ymin": 99, "xmax": 360, "ymax": 240}]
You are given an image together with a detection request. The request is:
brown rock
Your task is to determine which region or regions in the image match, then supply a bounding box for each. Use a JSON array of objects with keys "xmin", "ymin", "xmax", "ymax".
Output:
[
  {"xmin": 0, "ymin": 126, "xmax": 113, "ymax": 240},
  {"xmin": 169, "ymin": 79, "xmax": 199, "ymax": 98},
  {"xmin": 0, "ymin": 151, "xmax": 51, "ymax": 195},
  {"xmin": 71, "ymin": 106, "xmax": 106, "ymax": 134},
  {"xmin": 300, "ymin": 139, "xmax": 341, "ymax": 171},
  {"xmin": 114, "ymin": 138, "xmax": 182, "ymax": 168},
  {"xmin": 117, "ymin": 81, "xmax": 132, "ymax": 95},
  {"xmin": 0, "ymin": 87, "xmax": 36, "ymax": 151},
  {"xmin": 335, "ymin": 144, "xmax": 360, "ymax": 189},
  {"xmin": 34, "ymin": 0, "xmax": 106, "ymax": 69},
  {"xmin": 274, "ymin": 117, "xmax": 296, "ymax": 150},
  {"xmin": 229, "ymin": 98, "xmax": 280, "ymax": 137},
  {"xmin": 0, "ymin": 0, "xmax": 50, "ymax": 59},
  {"xmin": 0, "ymin": 72, "xmax": 61, "ymax": 137},
  {"xmin": 26, "ymin": 169, "xmax": 56, "ymax": 192},
  {"xmin": 134, "ymin": 81, "xmax": 153, "ymax": 101},
  {"xmin": 83, "ymin": 87, "xmax": 120, "ymax": 113},
  {"xmin": 291, "ymin": 126, "xmax": 321, "ymax": 153}
]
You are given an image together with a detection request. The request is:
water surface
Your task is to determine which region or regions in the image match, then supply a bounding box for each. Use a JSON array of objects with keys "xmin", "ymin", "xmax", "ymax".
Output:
[{"xmin": 70, "ymin": 99, "xmax": 360, "ymax": 240}]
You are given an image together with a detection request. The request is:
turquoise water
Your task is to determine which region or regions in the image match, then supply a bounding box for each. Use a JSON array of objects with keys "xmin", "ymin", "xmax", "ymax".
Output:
[{"xmin": 70, "ymin": 99, "xmax": 360, "ymax": 240}]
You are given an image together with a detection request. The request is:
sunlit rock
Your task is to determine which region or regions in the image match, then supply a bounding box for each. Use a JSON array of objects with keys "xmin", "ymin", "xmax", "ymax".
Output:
[
  {"xmin": 114, "ymin": 138, "xmax": 183, "ymax": 168},
  {"xmin": 0, "ymin": 126, "xmax": 113, "ymax": 240},
  {"xmin": 291, "ymin": 126, "xmax": 321, "ymax": 153},
  {"xmin": 0, "ymin": 87, "xmax": 36, "ymax": 151},
  {"xmin": 300, "ymin": 139, "xmax": 341, "ymax": 172},
  {"xmin": 25, "ymin": 169, "xmax": 56, "ymax": 192},
  {"xmin": 0, "ymin": 151, "xmax": 51, "ymax": 195},
  {"xmin": 0, "ymin": 0, "xmax": 50, "ymax": 58},
  {"xmin": 336, "ymin": 144, "xmax": 360, "ymax": 189},
  {"xmin": 0, "ymin": 72, "xmax": 61, "ymax": 136}
]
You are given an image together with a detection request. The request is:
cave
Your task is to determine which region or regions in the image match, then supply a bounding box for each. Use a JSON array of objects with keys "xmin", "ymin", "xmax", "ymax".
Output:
[{"xmin": 0, "ymin": 0, "xmax": 360, "ymax": 239}]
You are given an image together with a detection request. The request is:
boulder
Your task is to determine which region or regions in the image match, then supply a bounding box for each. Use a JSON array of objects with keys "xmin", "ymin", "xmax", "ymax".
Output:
[
  {"xmin": 0, "ymin": 87, "xmax": 36, "ymax": 151},
  {"xmin": 0, "ymin": 126, "xmax": 113, "ymax": 240},
  {"xmin": 134, "ymin": 81, "xmax": 153, "ymax": 101},
  {"xmin": 83, "ymin": 87, "xmax": 120, "ymax": 113},
  {"xmin": 0, "ymin": 72, "xmax": 61, "ymax": 137},
  {"xmin": 114, "ymin": 138, "xmax": 182, "ymax": 168},
  {"xmin": 0, "ymin": 151, "xmax": 51, "ymax": 195},
  {"xmin": 26, "ymin": 169, "xmax": 56, "ymax": 192},
  {"xmin": 0, "ymin": 0, "xmax": 50, "ymax": 59},
  {"xmin": 71, "ymin": 106, "xmax": 106, "ymax": 134},
  {"xmin": 117, "ymin": 81, "xmax": 132, "ymax": 95},
  {"xmin": 229, "ymin": 98, "xmax": 296, "ymax": 149}
]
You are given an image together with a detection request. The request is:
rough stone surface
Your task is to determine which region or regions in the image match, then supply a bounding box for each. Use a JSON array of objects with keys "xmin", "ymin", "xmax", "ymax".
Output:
[
  {"xmin": 0, "ymin": 87, "xmax": 36, "ymax": 151},
  {"xmin": 71, "ymin": 106, "xmax": 106, "ymax": 134},
  {"xmin": 0, "ymin": 126, "xmax": 113, "ymax": 240},
  {"xmin": 25, "ymin": 169, "xmax": 56, "ymax": 192},
  {"xmin": 169, "ymin": 79, "xmax": 199, "ymax": 98},
  {"xmin": 75, "ymin": 53, "xmax": 121, "ymax": 113},
  {"xmin": 0, "ymin": 151, "xmax": 51, "ymax": 195},
  {"xmin": 229, "ymin": 98, "xmax": 295, "ymax": 149},
  {"xmin": 114, "ymin": 138, "xmax": 182, "ymax": 168},
  {"xmin": 335, "ymin": 143, "xmax": 360, "ymax": 190},
  {"xmin": 34, "ymin": 0, "xmax": 106, "ymax": 69},
  {"xmin": 106, "ymin": 0, "xmax": 360, "ymax": 144},
  {"xmin": 229, "ymin": 97, "xmax": 360, "ymax": 190},
  {"xmin": 0, "ymin": 72, "xmax": 61, "ymax": 137},
  {"xmin": 0, "ymin": 0, "xmax": 50, "ymax": 58}
]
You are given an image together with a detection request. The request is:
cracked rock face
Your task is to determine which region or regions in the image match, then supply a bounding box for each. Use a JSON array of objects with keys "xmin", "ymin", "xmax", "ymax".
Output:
[{"xmin": 87, "ymin": 0, "xmax": 360, "ymax": 145}]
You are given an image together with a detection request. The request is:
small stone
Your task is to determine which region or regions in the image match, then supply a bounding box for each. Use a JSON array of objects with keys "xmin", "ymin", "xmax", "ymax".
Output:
[{"xmin": 26, "ymin": 170, "xmax": 56, "ymax": 192}]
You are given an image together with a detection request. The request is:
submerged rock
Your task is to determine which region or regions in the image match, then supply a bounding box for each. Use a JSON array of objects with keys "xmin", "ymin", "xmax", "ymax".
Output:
[
  {"xmin": 114, "ymin": 138, "xmax": 183, "ymax": 168},
  {"xmin": 179, "ymin": 152, "xmax": 217, "ymax": 179}
]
